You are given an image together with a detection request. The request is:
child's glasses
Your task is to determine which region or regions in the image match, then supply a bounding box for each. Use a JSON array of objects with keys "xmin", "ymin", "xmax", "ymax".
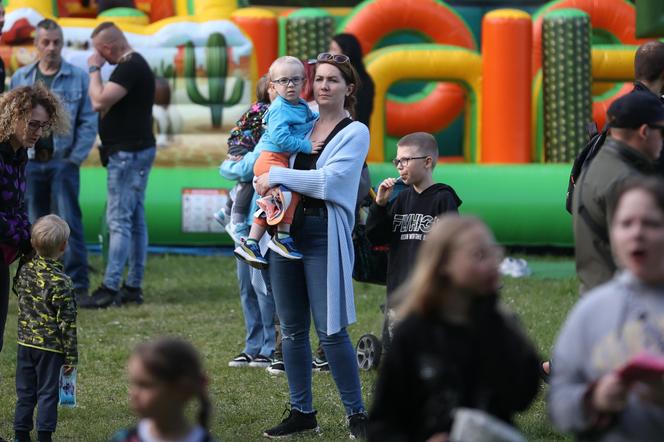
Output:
[
  {"xmin": 317, "ymin": 52, "xmax": 350, "ymax": 64},
  {"xmin": 271, "ymin": 76, "xmax": 304, "ymax": 86},
  {"xmin": 392, "ymin": 156, "xmax": 429, "ymax": 167}
]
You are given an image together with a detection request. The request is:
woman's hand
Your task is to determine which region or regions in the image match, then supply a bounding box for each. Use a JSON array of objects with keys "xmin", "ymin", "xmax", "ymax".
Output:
[
  {"xmin": 311, "ymin": 140, "xmax": 324, "ymax": 154},
  {"xmin": 591, "ymin": 373, "xmax": 628, "ymax": 413},
  {"xmin": 254, "ymin": 173, "xmax": 271, "ymax": 195},
  {"xmin": 375, "ymin": 178, "xmax": 398, "ymax": 207}
]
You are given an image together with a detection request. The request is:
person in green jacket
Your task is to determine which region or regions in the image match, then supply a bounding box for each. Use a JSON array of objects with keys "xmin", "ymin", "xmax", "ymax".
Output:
[{"xmin": 573, "ymin": 91, "xmax": 664, "ymax": 293}]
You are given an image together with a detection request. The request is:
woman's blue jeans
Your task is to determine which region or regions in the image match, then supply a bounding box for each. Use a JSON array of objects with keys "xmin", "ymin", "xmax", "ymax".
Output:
[{"xmin": 269, "ymin": 213, "xmax": 364, "ymax": 416}]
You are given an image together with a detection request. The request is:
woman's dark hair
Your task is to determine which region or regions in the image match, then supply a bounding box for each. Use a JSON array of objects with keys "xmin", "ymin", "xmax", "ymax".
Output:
[
  {"xmin": 315, "ymin": 59, "xmax": 360, "ymax": 118},
  {"xmin": 332, "ymin": 33, "xmax": 368, "ymax": 76},
  {"xmin": 611, "ymin": 176, "xmax": 664, "ymax": 221},
  {"xmin": 132, "ymin": 337, "xmax": 211, "ymax": 429}
]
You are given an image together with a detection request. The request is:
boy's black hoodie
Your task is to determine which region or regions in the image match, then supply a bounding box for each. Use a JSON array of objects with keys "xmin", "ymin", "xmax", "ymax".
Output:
[{"xmin": 366, "ymin": 183, "xmax": 462, "ymax": 295}]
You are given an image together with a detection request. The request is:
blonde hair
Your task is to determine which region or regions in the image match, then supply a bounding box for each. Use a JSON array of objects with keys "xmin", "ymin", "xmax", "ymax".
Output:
[
  {"xmin": 398, "ymin": 132, "xmax": 439, "ymax": 167},
  {"xmin": 268, "ymin": 56, "xmax": 305, "ymax": 80},
  {"xmin": 0, "ymin": 84, "xmax": 69, "ymax": 143},
  {"xmin": 397, "ymin": 215, "xmax": 487, "ymax": 318},
  {"xmin": 31, "ymin": 214, "xmax": 70, "ymax": 258}
]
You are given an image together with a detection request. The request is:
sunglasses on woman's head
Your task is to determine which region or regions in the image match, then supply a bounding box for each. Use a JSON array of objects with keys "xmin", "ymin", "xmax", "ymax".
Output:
[{"xmin": 317, "ymin": 53, "xmax": 350, "ymax": 64}]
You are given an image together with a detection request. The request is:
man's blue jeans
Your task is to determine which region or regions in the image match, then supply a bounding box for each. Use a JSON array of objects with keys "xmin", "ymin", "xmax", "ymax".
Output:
[
  {"xmin": 103, "ymin": 148, "xmax": 155, "ymax": 291},
  {"xmin": 25, "ymin": 159, "xmax": 88, "ymax": 290},
  {"xmin": 236, "ymin": 259, "xmax": 276, "ymax": 357},
  {"xmin": 269, "ymin": 214, "xmax": 364, "ymax": 416}
]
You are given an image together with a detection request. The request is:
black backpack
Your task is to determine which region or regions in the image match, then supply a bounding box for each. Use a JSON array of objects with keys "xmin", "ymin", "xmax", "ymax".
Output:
[{"xmin": 565, "ymin": 122, "xmax": 608, "ymax": 214}]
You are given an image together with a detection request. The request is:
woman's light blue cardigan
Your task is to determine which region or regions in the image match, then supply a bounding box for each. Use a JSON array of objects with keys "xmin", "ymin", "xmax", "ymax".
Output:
[{"xmin": 268, "ymin": 121, "xmax": 370, "ymax": 334}]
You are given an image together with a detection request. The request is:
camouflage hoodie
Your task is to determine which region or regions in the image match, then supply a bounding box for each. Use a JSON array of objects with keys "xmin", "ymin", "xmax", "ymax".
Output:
[{"xmin": 15, "ymin": 255, "xmax": 78, "ymax": 365}]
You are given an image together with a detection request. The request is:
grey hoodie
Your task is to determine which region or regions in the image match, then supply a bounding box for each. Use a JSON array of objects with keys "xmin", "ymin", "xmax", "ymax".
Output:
[{"xmin": 548, "ymin": 272, "xmax": 664, "ymax": 441}]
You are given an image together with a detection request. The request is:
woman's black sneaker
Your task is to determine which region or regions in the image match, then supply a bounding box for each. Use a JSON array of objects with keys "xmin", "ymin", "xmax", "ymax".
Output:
[
  {"xmin": 348, "ymin": 412, "xmax": 368, "ymax": 439},
  {"xmin": 263, "ymin": 407, "xmax": 319, "ymax": 438},
  {"xmin": 267, "ymin": 359, "xmax": 285, "ymax": 376}
]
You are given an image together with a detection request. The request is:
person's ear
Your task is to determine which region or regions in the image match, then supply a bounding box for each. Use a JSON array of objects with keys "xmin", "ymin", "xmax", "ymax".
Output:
[
  {"xmin": 60, "ymin": 240, "xmax": 68, "ymax": 253},
  {"xmin": 638, "ymin": 124, "xmax": 649, "ymax": 139},
  {"xmin": 346, "ymin": 83, "xmax": 354, "ymax": 96}
]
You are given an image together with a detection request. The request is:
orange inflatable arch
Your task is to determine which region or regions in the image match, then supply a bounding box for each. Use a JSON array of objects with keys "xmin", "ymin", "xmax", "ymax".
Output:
[{"xmin": 341, "ymin": 0, "xmax": 476, "ymax": 137}]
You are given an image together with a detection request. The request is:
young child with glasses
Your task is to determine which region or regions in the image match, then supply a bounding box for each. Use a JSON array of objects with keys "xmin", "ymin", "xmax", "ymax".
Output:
[
  {"xmin": 234, "ymin": 56, "xmax": 322, "ymax": 269},
  {"xmin": 366, "ymin": 132, "xmax": 462, "ymax": 352}
]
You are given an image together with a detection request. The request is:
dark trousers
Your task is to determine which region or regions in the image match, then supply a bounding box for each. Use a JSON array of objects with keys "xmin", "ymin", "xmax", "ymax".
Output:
[
  {"xmin": 0, "ymin": 261, "xmax": 8, "ymax": 353},
  {"xmin": 14, "ymin": 345, "xmax": 64, "ymax": 433}
]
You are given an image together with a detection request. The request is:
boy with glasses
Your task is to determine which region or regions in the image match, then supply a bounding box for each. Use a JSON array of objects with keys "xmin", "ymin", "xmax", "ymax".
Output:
[
  {"xmin": 234, "ymin": 56, "xmax": 322, "ymax": 268},
  {"xmin": 366, "ymin": 132, "xmax": 461, "ymax": 351}
]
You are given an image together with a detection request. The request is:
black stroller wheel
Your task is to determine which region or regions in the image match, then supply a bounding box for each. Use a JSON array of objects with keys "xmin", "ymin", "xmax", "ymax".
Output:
[{"xmin": 356, "ymin": 334, "xmax": 382, "ymax": 371}]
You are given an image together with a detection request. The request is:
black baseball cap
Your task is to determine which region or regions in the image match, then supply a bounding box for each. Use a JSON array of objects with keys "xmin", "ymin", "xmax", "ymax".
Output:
[{"xmin": 607, "ymin": 91, "xmax": 664, "ymax": 128}]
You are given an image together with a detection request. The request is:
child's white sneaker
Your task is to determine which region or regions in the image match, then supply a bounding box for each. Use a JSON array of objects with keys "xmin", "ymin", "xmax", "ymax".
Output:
[{"xmin": 214, "ymin": 209, "xmax": 228, "ymax": 228}]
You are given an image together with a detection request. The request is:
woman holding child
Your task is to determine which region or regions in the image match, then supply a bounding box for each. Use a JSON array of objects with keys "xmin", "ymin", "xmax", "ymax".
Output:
[
  {"xmin": 254, "ymin": 53, "xmax": 369, "ymax": 438},
  {"xmin": 549, "ymin": 177, "xmax": 664, "ymax": 441},
  {"xmin": 0, "ymin": 84, "xmax": 67, "ymax": 352}
]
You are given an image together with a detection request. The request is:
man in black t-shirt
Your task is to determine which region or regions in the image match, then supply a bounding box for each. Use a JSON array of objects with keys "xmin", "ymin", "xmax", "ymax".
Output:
[{"xmin": 87, "ymin": 22, "xmax": 156, "ymax": 308}]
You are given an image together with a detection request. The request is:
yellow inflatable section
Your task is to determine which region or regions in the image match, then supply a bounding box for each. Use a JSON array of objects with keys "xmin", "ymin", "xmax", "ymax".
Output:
[
  {"xmin": 7, "ymin": 0, "xmax": 239, "ymax": 19},
  {"xmin": 366, "ymin": 44, "xmax": 482, "ymax": 163}
]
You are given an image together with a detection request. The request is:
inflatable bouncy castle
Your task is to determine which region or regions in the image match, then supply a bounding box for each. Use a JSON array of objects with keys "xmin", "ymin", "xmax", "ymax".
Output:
[{"xmin": 2, "ymin": 0, "xmax": 662, "ymax": 247}]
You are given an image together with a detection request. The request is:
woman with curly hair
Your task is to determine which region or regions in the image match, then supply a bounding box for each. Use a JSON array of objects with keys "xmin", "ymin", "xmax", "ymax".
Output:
[{"xmin": 0, "ymin": 84, "xmax": 68, "ymax": 352}]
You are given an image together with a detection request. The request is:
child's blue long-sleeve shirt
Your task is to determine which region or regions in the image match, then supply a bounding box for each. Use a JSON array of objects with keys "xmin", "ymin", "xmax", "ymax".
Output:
[{"xmin": 256, "ymin": 95, "xmax": 317, "ymax": 154}]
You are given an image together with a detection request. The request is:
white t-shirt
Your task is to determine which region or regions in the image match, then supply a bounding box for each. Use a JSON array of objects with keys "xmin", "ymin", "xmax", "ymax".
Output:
[{"xmin": 137, "ymin": 420, "xmax": 207, "ymax": 442}]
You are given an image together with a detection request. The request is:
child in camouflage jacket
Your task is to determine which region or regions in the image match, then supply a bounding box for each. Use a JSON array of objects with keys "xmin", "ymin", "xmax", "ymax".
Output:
[{"xmin": 13, "ymin": 214, "xmax": 77, "ymax": 442}]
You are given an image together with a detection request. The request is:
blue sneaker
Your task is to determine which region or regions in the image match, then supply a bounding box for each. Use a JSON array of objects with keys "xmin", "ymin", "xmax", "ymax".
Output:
[
  {"xmin": 234, "ymin": 241, "xmax": 268, "ymax": 269},
  {"xmin": 268, "ymin": 236, "xmax": 303, "ymax": 260}
]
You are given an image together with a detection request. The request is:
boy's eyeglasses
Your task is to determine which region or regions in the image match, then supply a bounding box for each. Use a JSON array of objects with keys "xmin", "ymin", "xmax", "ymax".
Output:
[
  {"xmin": 392, "ymin": 156, "xmax": 429, "ymax": 167},
  {"xmin": 317, "ymin": 52, "xmax": 350, "ymax": 64},
  {"xmin": 271, "ymin": 76, "xmax": 304, "ymax": 86},
  {"xmin": 27, "ymin": 120, "xmax": 51, "ymax": 131}
]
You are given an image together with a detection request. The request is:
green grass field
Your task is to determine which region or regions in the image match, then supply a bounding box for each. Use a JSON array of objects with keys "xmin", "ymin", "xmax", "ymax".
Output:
[{"xmin": 0, "ymin": 254, "xmax": 577, "ymax": 441}]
